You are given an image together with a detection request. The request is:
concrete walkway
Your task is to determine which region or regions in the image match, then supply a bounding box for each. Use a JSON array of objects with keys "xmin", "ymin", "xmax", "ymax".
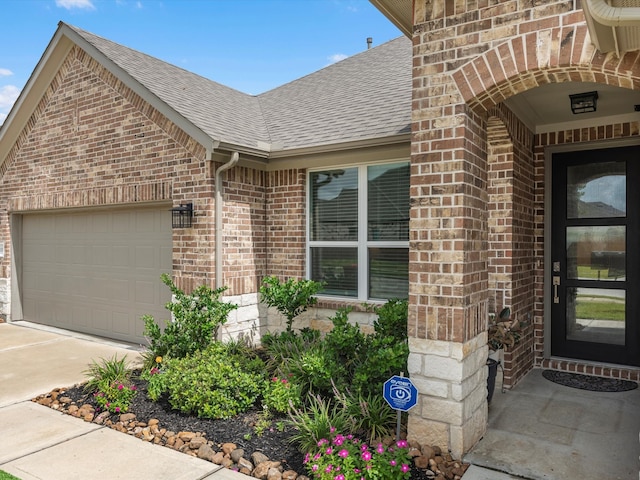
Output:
[
  {"xmin": 465, "ymin": 368, "xmax": 640, "ymax": 480},
  {"xmin": 0, "ymin": 321, "xmax": 245, "ymax": 480}
]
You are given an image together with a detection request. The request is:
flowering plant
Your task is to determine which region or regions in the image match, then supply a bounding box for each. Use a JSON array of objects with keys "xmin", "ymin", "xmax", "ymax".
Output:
[
  {"xmin": 93, "ymin": 381, "xmax": 137, "ymax": 414},
  {"xmin": 304, "ymin": 431, "xmax": 411, "ymax": 480},
  {"xmin": 263, "ymin": 375, "xmax": 302, "ymax": 414}
]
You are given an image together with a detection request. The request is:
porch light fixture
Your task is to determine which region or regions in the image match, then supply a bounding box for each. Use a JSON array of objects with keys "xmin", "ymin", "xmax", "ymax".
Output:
[
  {"xmin": 171, "ymin": 203, "xmax": 193, "ymax": 228},
  {"xmin": 569, "ymin": 91, "xmax": 599, "ymax": 114}
]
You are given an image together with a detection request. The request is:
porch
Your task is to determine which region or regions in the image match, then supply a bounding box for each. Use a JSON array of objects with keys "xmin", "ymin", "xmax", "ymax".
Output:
[{"xmin": 464, "ymin": 368, "xmax": 640, "ymax": 480}]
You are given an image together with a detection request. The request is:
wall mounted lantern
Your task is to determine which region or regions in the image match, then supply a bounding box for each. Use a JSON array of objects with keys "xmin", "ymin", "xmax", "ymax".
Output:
[
  {"xmin": 171, "ymin": 203, "xmax": 193, "ymax": 228},
  {"xmin": 569, "ymin": 91, "xmax": 598, "ymax": 114}
]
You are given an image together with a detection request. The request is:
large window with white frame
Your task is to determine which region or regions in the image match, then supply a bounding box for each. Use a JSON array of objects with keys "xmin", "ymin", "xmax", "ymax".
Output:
[{"xmin": 308, "ymin": 161, "xmax": 410, "ymax": 300}]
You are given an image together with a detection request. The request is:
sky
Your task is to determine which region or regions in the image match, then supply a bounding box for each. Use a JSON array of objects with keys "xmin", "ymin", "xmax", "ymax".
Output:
[{"xmin": 0, "ymin": 0, "xmax": 401, "ymax": 125}]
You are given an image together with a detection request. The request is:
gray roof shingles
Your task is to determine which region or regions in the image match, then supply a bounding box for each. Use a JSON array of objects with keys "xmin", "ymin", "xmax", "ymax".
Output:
[{"xmin": 67, "ymin": 24, "xmax": 411, "ymax": 156}]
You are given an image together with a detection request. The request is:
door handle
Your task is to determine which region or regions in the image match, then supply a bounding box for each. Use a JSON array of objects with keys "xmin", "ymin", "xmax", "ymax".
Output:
[{"xmin": 553, "ymin": 276, "xmax": 560, "ymax": 303}]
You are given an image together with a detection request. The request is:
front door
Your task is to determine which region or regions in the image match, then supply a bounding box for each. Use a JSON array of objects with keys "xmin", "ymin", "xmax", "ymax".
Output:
[{"xmin": 551, "ymin": 145, "xmax": 640, "ymax": 366}]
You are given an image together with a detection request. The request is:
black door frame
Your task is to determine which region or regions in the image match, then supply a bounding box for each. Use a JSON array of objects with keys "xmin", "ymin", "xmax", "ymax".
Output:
[{"xmin": 546, "ymin": 140, "xmax": 640, "ymax": 367}]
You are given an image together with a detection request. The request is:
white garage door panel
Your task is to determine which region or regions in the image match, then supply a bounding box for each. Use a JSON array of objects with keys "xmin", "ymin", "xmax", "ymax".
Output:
[{"xmin": 22, "ymin": 207, "xmax": 172, "ymax": 344}]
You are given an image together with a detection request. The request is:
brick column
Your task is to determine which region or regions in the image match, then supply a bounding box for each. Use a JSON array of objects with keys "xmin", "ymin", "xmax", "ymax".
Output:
[{"xmin": 407, "ymin": 102, "xmax": 489, "ymax": 458}]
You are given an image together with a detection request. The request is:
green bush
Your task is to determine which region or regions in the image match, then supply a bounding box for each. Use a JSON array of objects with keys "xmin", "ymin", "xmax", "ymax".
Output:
[
  {"xmin": 262, "ymin": 328, "xmax": 322, "ymax": 376},
  {"xmin": 260, "ymin": 276, "xmax": 323, "ymax": 332},
  {"xmin": 83, "ymin": 355, "xmax": 137, "ymax": 414},
  {"xmin": 323, "ymin": 307, "xmax": 364, "ymax": 372},
  {"xmin": 158, "ymin": 343, "xmax": 265, "ymax": 419},
  {"xmin": 287, "ymin": 343, "xmax": 346, "ymax": 398},
  {"xmin": 373, "ymin": 298, "xmax": 408, "ymax": 342},
  {"xmin": 142, "ymin": 274, "xmax": 237, "ymax": 365},
  {"xmin": 353, "ymin": 335, "xmax": 409, "ymax": 398},
  {"xmin": 263, "ymin": 375, "xmax": 302, "ymax": 414}
]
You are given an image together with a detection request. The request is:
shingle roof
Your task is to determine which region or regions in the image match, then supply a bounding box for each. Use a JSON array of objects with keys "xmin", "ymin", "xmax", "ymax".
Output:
[
  {"xmin": 259, "ymin": 37, "xmax": 412, "ymax": 151},
  {"xmin": 66, "ymin": 24, "xmax": 411, "ymax": 156}
]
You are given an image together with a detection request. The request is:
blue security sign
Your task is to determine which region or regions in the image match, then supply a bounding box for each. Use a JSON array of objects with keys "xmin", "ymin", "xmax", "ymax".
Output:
[{"xmin": 383, "ymin": 375, "xmax": 418, "ymax": 412}]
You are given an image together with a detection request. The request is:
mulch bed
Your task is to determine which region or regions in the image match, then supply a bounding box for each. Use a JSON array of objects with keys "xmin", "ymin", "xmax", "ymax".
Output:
[{"xmin": 36, "ymin": 372, "xmax": 466, "ymax": 480}]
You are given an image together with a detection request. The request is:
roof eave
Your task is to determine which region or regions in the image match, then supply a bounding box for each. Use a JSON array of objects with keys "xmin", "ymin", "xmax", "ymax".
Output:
[
  {"xmin": 0, "ymin": 23, "xmax": 222, "ymax": 167},
  {"xmin": 369, "ymin": 0, "xmax": 412, "ymax": 38},
  {"xmin": 0, "ymin": 27, "xmax": 74, "ymax": 168},
  {"xmin": 268, "ymin": 132, "xmax": 411, "ymax": 160}
]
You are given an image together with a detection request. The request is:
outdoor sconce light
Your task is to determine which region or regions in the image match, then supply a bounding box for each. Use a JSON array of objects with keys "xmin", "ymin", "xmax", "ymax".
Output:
[
  {"xmin": 171, "ymin": 203, "xmax": 193, "ymax": 228},
  {"xmin": 569, "ymin": 91, "xmax": 598, "ymax": 114}
]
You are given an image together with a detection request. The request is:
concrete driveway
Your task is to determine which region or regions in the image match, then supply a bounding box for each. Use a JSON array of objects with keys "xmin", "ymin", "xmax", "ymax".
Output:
[{"xmin": 0, "ymin": 321, "xmax": 243, "ymax": 480}]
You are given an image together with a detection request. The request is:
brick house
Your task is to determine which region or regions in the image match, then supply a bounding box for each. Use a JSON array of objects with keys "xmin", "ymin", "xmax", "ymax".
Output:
[
  {"xmin": 2, "ymin": 0, "xmax": 640, "ymax": 459},
  {"xmin": 0, "ymin": 25, "xmax": 412, "ymax": 344}
]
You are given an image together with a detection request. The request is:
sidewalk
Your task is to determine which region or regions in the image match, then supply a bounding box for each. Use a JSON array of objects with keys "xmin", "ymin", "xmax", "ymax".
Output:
[{"xmin": 0, "ymin": 321, "xmax": 245, "ymax": 480}]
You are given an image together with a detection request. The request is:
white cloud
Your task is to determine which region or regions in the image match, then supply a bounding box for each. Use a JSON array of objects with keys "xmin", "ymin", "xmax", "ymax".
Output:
[
  {"xmin": 0, "ymin": 84, "xmax": 20, "ymax": 125},
  {"xmin": 0, "ymin": 68, "xmax": 13, "ymax": 77},
  {"xmin": 328, "ymin": 53, "xmax": 348, "ymax": 64},
  {"xmin": 55, "ymin": 0, "xmax": 96, "ymax": 10}
]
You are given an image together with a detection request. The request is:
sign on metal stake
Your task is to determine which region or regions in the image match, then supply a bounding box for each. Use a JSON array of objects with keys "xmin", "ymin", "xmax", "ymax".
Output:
[{"xmin": 383, "ymin": 373, "xmax": 418, "ymax": 441}]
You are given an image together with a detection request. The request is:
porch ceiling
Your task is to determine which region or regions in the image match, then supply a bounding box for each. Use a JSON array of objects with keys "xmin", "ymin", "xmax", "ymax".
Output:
[{"xmin": 503, "ymin": 81, "xmax": 640, "ymax": 134}]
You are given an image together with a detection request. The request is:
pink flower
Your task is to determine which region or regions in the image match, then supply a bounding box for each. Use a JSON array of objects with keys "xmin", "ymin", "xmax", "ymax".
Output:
[
  {"xmin": 325, "ymin": 447, "xmax": 333, "ymax": 455},
  {"xmin": 117, "ymin": 384, "xmax": 124, "ymax": 391},
  {"xmin": 115, "ymin": 407, "xmax": 121, "ymax": 413},
  {"xmin": 376, "ymin": 443, "xmax": 385, "ymax": 454},
  {"xmin": 396, "ymin": 439, "xmax": 408, "ymax": 448},
  {"xmin": 313, "ymin": 453, "xmax": 321, "ymax": 461},
  {"xmin": 330, "ymin": 426, "xmax": 336, "ymax": 433},
  {"xmin": 333, "ymin": 434, "xmax": 345, "ymax": 446},
  {"xmin": 401, "ymin": 464, "xmax": 410, "ymax": 473},
  {"xmin": 281, "ymin": 378, "xmax": 288, "ymax": 384},
  {"xmin": 318, "ymin": 439, "xmax": 328, "ymax": 446},
  {"xmin": 360, "ymin": 444, "xmax": 369, "ymax": 452},
  {"xmin": 324, "ymin": 465, "xmax": 333, "ymax": 473},
  {"xmin": 361, "ymin": 451, "xmax": 372, "ymax": 461},
  {"xmin": 338, "ymin": 449, "xmax": 349, "ymax": 458},
  {"xmin": 312, "ymin": 465, "xmax": 319, "ymax": 472},
  {"xmin": 390, "ymin": 460, "xmax": 397, "ymax": 466},
  {"xmin": 303, "ymin": 453, "xmax": 310, "ymax": 464},
  {"xmin": 334, "ymin": 475, "xmax": 345, "ymax": 480}
]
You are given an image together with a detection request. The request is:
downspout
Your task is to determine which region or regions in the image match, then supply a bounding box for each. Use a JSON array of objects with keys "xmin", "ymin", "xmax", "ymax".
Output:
[
  {"xmin": 215, "ymin": 151, "xmax": 239, "ymax": 289},
  {"xmin": 585, "ymin": 0, "xmax": 640, "ymax": 56}
]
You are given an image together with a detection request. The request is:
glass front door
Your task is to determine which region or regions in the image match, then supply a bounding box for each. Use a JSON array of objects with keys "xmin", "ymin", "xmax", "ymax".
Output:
[{"xmin": 551, "ymin": 145, "xmax": 640, "ymax": 366}]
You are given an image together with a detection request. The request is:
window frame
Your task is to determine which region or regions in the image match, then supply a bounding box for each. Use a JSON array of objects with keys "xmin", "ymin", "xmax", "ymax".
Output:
[{"xmin": 306, "ymin": 160, "xmax": 410, "ymax": 302}]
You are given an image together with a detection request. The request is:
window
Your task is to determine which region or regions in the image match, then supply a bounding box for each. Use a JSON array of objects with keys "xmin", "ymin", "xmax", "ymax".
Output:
[{"xmin": 308, "ymin": 162, "xmax": 410, "ymax": 300}]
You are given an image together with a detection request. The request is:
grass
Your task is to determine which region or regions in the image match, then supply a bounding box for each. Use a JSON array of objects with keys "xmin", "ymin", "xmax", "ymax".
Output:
[
  {"xmin": 576, "ymin": 298, "xmax": 625, "ymax": 321},
  {"xmin": 0, "ymin": 471, "xmax": 21, "ymax": 480}
]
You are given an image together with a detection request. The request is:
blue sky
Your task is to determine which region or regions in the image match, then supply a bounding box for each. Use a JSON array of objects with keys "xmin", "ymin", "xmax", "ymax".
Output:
[{"xmin": 0, "ymin": 0, "xmax": 401, "ymax": 125}]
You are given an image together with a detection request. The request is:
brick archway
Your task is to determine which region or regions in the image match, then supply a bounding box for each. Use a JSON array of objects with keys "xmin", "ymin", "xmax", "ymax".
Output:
[{"xmin": 452, "ymin": 24, "xmax": 640, "ymax": 114}]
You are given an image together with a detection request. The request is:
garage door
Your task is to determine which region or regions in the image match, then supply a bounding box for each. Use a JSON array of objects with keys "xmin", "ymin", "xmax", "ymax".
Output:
[{"xmin": 21, "ymin": 206, "xmax": 172, "ymax": 344}]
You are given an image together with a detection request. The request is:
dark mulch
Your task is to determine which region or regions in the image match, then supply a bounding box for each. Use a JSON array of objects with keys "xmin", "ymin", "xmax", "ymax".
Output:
[{"xmin": 60, "ymin": 373, "xmax": 432, "ymax": 479}]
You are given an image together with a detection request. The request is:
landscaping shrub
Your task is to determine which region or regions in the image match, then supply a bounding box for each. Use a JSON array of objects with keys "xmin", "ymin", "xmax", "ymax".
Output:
[
  {"xmin": 263, "ymin": 375, "xmax": 302, "ymax": 414},
  {"xmin": 83, "ymin": 355, "xmax": 137, "ymax": 414},
  {"xmin": 157, "ymin": 343, "xmax": 266, "ymax": 419},
  {"xmin": 323, "ymin": 307, "xmax": 364, "ymax": 373},
  {"xmin": 142, "ymin": 273, "xmax": 237, "ymax": 365},
  {"xmin": 260, "ymin": 276, "xmax": 323, "ymax": 332},
  {"xmin": 287, "ymin": 342, "xmax": 346, "ymax": 398}
]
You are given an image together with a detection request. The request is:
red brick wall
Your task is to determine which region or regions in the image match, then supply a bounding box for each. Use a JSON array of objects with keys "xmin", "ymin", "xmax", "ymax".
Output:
[
  {"xmin": 265, "ymin": 169, "xmax": 306, "ymax": 280},
  {"xmin": 412, "ymin": 0, "xmax": 640, "ymax": 386},
  {"xmin": 0, "ymin": 45, "xmax": 215, "ymax": 294},
  {"xmin": 222, "ymin": 166, "xmax": 267, "ymax": 296}
]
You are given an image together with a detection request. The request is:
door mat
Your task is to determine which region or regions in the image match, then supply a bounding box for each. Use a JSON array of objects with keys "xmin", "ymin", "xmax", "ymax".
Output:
[{"xmin": 542, "ymin": 370, "xmax": 638, "ymax": 392}]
